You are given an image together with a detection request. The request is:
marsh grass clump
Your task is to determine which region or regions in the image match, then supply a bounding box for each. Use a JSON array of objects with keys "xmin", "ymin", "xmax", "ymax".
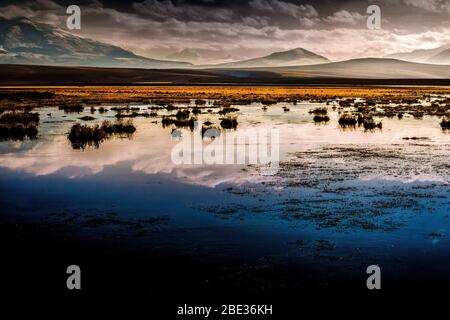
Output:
[
  {"xmin": 309, "ymin": 107, "xmax": 328, "ymax": 115},
  {"xmin": 59, "ymin": 104, "xmax": 84, "ymax": 113},
  {"xmin": 191, "ymin": 108, "xmax": 202, "ymax": 115},
  {"xmin": 79, "ymin": 116, "xmax": 96, "ymax": 121},
  {"xmin": 175, "ymin": 109, "xmax": 190, "ymax": 119},
  {"xmin": 356, "ymin": 105, "xmax": 370, "ymax": 113},
  {"xmin": 0, "ymin": 111, "xmax": 39, "ymax": 124},
  {"xmin": 115, "ymin": 112, "xmax": 150, "ymax": 118},
  {"xmin": 338, "ymin": 113, "xmax": 358, "ymax": 127},
  {"xmin": 356, "ymin": 114, "xmax": 365, "ymax": 125},
  {"xmin": 441, "ymin": 117, "xmax": 450, "ymax": 129},
  {"xmin": 311, "ymin": 107, "xmax": 329, "ymax": 123},
  {"xmin": 338, "ymin": 99, "xmax": 353, "ymax": 107},
  {"xmin": 0, "ymin": 111, "xmax": 40, "ymax": 141},
  {"xmin": 68, "ymin": 120, "xmax": 136, "ymax": 149},
  {"xmin": 313, "ymin": 114, "xmax": 330, "ymax": 123},
  {"xmin": 25, "ymin": 124, "xmax": 38, "ymax": 138},
  {"xmin": 162, "ymin": 116, "xmax": 196, "ymax": 130},
  {"xmin": 0, "ymin": 123, "xmax": 38, "ymax": 141},
  {"xmin": 165, "ymin": 104, "xmax": 177, "ymax": 111},
  {"xmin": 68, "ymin": 123, "xmax": 105, "ymax": 149},
  {"xmin": 218, "ymin": 107, "xmax": 240, "ymax": 115},
  {"xmin": 161, "ymin": 116, "xmax": 174, "ymax": 127},
  {"xmin": 411, "ymin": 111, "xmax": 424, "ymax": 119},
  {"xmin": 362, "ymin": 116, "xmax": 382, "ymax": 130},
  {"xmin": 101, "ymin": 120, "xmax": 136, "ymax": 135},
  {"xmin": 220, "ymin": 117, "xmax": 238, "ymax": 129},
  {"xmin": 111, "ymin": 106, "xmax": 140, "ymax": 112}
]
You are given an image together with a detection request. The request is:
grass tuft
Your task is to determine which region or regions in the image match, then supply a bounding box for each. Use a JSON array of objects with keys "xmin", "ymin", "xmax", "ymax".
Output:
[
  {"xmin": 218, "ymin": 107, "xmax": 240, "ymax": 115},
  {"xmin": 68, "ymin": 120, "xmax": 136, "ymax": 149},
  {"xmin": 313, "ymin": 115, "xmax": 330, "ymax": 122},
  {"xmin": 0, "ymin": 111, "xmax": 39, "ymax": 140},
  {"xmin": 338, "ymin": 113, "xmax": 358, "ymax": 126},
  {"xmin": 0, "ymin": 123, "xmax": 38, "ymax": 141},
  {"xmin": 0, "ymin": 111, "xmax": 39, "ymax": 124},
  {"xmin": 162, "ymin": 116, "xmax": 196, "ymax": 130},
  {"xmin": 309, "ymin": 107, "xmax": 328, "ymax": 115},
  {"xmin": 220, "ymin": 117, "xmax": 238, "ymax": 129},
  {"xmin": 441, "ymin": 117, "xmax": 450, "ymax": 129},
  {"xmin": 362, "ymin": 116, "xmax": 382, "ymax": 130},
  {"xmin": 175, "ymin": 109, "xmax": 190, "ymax": 119}
]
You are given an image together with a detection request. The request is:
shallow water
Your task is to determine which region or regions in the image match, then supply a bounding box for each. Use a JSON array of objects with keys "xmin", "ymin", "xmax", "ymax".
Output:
[{"xmin": 0, "ymin": 102, "xmax": 449, "ymax": 281}]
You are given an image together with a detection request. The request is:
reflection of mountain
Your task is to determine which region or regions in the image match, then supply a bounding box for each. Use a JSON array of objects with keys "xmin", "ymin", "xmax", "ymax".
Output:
[
  {"xmin": 386, "ymin": 44, "xmax": 450, "ymax": 65},
  {"xmin": 207, "ymin": 48, "xmax": 330, "ymax": 68},
  {"xmin": 0, "ymin": 17, "xmax": 191, "ymax": 68}
]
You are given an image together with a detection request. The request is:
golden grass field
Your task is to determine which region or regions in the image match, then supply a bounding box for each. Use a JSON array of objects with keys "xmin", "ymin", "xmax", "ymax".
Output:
[
  {"xmin": 4, "ymin": 85, "xmax": 450, "ymax": 97},
  {"xmin": 2, "ymin": 86, "xmax": 450, "ymax": 112}
]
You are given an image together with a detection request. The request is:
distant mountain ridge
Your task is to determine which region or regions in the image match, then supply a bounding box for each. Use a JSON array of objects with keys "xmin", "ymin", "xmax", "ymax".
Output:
[
  {"xmin": 0, "ymin": 17, "xmax": 192, "ymax": 69},
  {"xmin": 205, "ymin": 48, "xmax": 330, "ymax": 68},
  {"xmin": 427, "ymin": 48, "xmax": 450, "ymax": 64},
  {"xmin": 209, "ymin": 58, "xmax": 450, "ymax": 79},
  {"xmin": 386, "ymin": 44, "xmax": 450, "ymax": 65},
  {"xmin": 0, "ymin": 17, "xmax": 330, "ymax": 69},
  {"xmin": 258, "ymin": 58, "xmax": 450, "ymax": 79},
  {"xmin": 2, "ymin": 15, "xmax": 450, "ymax": 75}
]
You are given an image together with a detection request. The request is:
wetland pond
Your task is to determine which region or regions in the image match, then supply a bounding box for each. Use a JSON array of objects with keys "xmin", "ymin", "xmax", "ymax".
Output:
[{"xmin": 1, "ymin": 91, "xmax": 449, "ymax": 291}]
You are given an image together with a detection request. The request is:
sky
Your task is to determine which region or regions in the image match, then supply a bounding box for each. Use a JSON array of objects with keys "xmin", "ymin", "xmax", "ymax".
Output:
[{"xmin": 1, "ymin": 0, "xmax": 450, "ymax": 64}]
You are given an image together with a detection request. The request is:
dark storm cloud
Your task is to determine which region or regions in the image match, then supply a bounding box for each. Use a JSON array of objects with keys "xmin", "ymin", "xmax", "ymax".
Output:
[
  {"xmin": 1, "ymin": 0, "xmax": 450, "ymax": 63},
  {"xmin": 132, "ymin": 0, "xmax": 235, "ymax": 22}
]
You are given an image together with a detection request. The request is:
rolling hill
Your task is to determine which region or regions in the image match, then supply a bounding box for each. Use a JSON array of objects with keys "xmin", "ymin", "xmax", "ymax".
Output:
[
  {"xmin": 206, "ymin": 48, "xmax": 329, "ymax": 68},
  {"xmin": 3, "ymin": 58, "xmax": 450, "ymax": 86}
]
